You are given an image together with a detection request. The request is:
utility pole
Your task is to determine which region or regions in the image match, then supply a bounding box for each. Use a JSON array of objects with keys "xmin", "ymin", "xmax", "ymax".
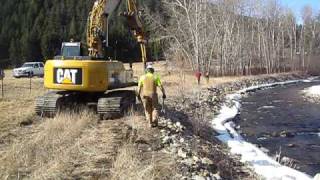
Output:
[
  {"xmin": 1, "ymin": 78, "xmax": 3, "ymax": 98},
  {"xmin": 28, "ymin": 71, "xmax": 32, "ymax": 93},
  {"xmin": 0, "ymin": 69, "xmax": 4, "ymax": 98},
  {"xmin": 115, "ymin": 40, "xmax": 118, "ymax": 60}
]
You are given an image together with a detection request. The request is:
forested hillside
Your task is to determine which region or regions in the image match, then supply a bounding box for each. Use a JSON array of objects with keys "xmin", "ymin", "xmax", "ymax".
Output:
[{"xmin": 0, "ymin": 0, "xmax": 160, "ymax": 67}]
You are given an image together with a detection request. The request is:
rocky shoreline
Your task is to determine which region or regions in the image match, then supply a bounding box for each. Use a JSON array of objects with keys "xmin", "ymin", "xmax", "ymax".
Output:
[{"xmin": 158, "ymin": 73, "xmax": 311, "ymax": 179}]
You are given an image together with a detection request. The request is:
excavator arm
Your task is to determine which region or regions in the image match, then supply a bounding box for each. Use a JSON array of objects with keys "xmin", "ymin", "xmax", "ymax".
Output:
[
  {"xmin": 124, "ymin": 0, "xmax": 147, "ymax": 68},
  {"xmin": 87, "ymin": 0, "xmax": 108, "ymax": 58},
  {"xmin": 87, "ymin": 0, "xmax": 147, "ymax": 67}
]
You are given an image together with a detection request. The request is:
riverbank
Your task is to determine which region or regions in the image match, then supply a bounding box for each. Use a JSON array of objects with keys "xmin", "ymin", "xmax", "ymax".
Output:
[
  {"xmin": 157, "ymin": 70, "xmax": 313, "ymax": 179},
  {"xmin": 238, "ymin": 82, "xmax": 320, "ymax": 176},
  {"xmin": 186, "ymin": 74, "xmax": 316, "ymax": 179}
]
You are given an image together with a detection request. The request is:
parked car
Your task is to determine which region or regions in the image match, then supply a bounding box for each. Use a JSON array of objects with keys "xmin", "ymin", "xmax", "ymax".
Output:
[{"xmin": 13, "ymin": 62, "xmax": 44, "ymax": 78}]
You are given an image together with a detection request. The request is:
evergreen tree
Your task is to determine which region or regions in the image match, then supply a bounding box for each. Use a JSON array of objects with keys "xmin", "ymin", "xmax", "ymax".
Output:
[
  {"xmin": 9, "ymin": 39, "xmax": 20, "ymax": 66},
  {"xmin": 69, "ymin": 17, "xmax": 77, "ymax": 39},
  {"xmin": 0, "ymin": 0, "xmax": 162, "ymax": 67}
]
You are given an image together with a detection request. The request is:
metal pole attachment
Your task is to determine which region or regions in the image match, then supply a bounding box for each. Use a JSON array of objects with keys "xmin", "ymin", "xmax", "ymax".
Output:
[{"xmin": 1, "ymin": 79, "xmax": 3, "ymax": 98}]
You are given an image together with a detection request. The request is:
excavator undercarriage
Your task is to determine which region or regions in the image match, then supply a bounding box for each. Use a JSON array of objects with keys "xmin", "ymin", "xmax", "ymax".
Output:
[{"xmin": 36, "ymin": 90, "xmax": 136, "ymax": 119}]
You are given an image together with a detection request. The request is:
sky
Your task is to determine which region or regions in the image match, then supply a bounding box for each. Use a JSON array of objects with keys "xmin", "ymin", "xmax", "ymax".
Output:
[{"xmin": 280, "ymin": 0, "xmax": 320, "ymax": 23}]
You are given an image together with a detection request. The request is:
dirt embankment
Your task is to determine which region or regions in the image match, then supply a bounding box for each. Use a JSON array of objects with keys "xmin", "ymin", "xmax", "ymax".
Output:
[{"xmin": 0, "ymin": 66, "xmax": 310, "ymax": 179}]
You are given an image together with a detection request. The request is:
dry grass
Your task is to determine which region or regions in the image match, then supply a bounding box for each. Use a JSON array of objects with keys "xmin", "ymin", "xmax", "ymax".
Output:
[
  {"xmin": 125, "ymin": 62, "xmax": 258, "ymax": 98},
  {"xmin": 0, "ymin": 70, "xmax": 45, "ymax": 99},
  {"xmin": 0, "ymin": 67, "xmax": 179, "ymax": 180},
  {"xmin": 0, "ymin": 110, "xmax": 95, "ymax": 179},
  {"xmin": 0, "ymin": 70, "xmax": 45, "ymax": 138},
  {"xmin": 110, "ymin": 143, "xmax": 177, "ymax": 180},
  {"xmin": 110, "ymin": 144, "xmax": 147, "ymax": 180},
  {"xmin": 125, "ymin": 62, "xmax": 300, "ymax": 93},
  {"xmin": 109, "ymin": 110, "xmax": 179, "ymax": 180}
]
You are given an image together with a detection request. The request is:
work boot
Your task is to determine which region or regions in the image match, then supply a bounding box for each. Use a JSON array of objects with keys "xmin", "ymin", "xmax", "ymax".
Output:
[
  {"xmin": 151, "ymin": 123, "xmax": 157, "ymax": 128},
  {"xmin": 150, "ymin": 120, "xmax": 158, "ymax": 128},
  {"xmin": 154, "ymin": 120, "xmax": 158, "ymax": 127}
]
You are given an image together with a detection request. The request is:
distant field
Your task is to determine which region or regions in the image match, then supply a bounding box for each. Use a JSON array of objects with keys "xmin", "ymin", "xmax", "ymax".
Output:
[{"xmin": 0, "ymin": 70, "xmax": 45, "ymax": 138}]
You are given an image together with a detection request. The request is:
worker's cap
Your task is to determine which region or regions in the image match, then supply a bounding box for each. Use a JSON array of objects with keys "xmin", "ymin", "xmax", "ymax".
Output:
[{"xmin": 146, "ymin": 63, "xmax": 153, "ymax": 69}]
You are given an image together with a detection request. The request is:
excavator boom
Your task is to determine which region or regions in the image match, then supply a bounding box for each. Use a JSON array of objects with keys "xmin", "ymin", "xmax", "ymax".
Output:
[
  {"xmin": 104, "ymin": 0, "xmax": 121, "ymax": 14},
  {"xmin": 87, "ymin": 0, "xmax": 147, "ymax": 66}
]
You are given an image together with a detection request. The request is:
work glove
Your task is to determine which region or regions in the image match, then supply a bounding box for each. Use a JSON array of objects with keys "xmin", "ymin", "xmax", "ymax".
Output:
[{"xmin": 162, "ymin": 94, "xmax": 167, "ymax": 99}]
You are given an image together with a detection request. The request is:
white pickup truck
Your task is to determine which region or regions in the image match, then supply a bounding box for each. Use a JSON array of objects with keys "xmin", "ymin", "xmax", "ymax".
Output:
[{"xmin": 13, "ymin": 62, "xmax": 44, "ymax": 78}]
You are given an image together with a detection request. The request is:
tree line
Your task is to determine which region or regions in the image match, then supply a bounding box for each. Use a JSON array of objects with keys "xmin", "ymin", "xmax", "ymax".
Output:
[
  {"xmin": 2, "ymin": 0, "xmax": 320, "ymax": 76},
  {"xmin": 0, "ymin": 0, "xmax": 161, "ymax": 68},
  {"xmin": 148, "ymin": 0, "xmax": 320, "ymax": 76}
]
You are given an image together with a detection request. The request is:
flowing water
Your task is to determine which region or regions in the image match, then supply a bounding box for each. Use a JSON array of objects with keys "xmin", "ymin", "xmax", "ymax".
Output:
[{"xmin": 237, "ymin": 82, "xmax": 320, "ymax": 176}]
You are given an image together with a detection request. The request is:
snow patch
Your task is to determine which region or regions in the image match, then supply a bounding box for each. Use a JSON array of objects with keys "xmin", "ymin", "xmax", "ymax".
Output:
[
  {"xmin": 212, "ymin": 78, "xmax": 317, "ymax": 180},
  {"xmin": 304, "ymin": 85, "xmax": 320, "ymax": 97},
  {"xmin": 258, "ymin": 106, "xmax": 276, "ymax": 110}
]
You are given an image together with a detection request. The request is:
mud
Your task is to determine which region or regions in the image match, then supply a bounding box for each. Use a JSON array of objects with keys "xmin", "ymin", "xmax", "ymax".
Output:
[{"xmin": 237, "ymin": 82, "xmax": 320, "ymax": 176}]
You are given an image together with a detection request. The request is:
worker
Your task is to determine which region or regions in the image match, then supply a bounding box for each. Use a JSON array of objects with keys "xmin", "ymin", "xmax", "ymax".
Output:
[
  {"xmin": 138, "ymin": 63, "xmax": 166, "ymax": 128},
  {"xmin": 205, "ymin": 71, "xmax": 210, "ymax": 84},
  {"xmin": 195, "ymin": 71, "xmax": 202, "ymax": 85}
]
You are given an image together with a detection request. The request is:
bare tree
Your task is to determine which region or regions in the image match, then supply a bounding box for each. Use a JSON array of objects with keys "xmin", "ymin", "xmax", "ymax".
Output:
[{"xmin": 144, "ymin": 0, "xmax": 320, "ymax": 76}]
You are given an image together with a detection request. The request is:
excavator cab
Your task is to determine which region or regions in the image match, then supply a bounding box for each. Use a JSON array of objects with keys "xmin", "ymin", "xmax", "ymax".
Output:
[
  {"xmin": 55, "ymin": 42, "xmax": 91, "ymax": 61},
  {"xmin": 61, "ymin": 42, "xmax": 82, "ymax": 57}
]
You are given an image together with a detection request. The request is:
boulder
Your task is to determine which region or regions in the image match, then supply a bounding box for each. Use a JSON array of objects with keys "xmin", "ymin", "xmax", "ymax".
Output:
[
  {"xmin": 193, "ymin": 156, "xmax": 200, "ymax": 162},
  {"xmin": 162, "ymin": 136, "xmax": 172, "ymax": 144},
  {"xmin": 178, "ymin": 148, "xmax": 188, "ymax": 158},
  {"xmin": 182, "ymin": 158, "xmax": 193, "ymax": 166},
  {"xmin": 201, "ymin": 157, "xmax": 214, "ymax": 165},
  {"xmin": 194, "ymin": 175, "xmax": 206, "ymax": 180}
]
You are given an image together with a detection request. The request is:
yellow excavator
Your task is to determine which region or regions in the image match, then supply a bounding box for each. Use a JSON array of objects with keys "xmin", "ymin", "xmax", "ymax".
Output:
[{"xmin": 35, "ymin": 0, "xmax": 147, "ymax": 119}]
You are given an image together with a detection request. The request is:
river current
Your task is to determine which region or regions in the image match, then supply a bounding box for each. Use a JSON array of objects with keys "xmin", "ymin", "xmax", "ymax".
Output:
[{"xmin": 237, "ymin": 82, "xmax": 320, "ymax": 176}]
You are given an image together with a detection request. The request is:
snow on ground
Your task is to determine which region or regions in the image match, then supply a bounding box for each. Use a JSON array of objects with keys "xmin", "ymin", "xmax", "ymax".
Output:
[
  {"xmin": 304, "ymin": 85, "xmax": 320, "ymax": 97},
  {"xmin": 258, "ymin": 106, "xmax": 276, "ymax": 110},
  {"xmin": 212, "ymin": 78, "xmax": 317, "ymax": 180}
]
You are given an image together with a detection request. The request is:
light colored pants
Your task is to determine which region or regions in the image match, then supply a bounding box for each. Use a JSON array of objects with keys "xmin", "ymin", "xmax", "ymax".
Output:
[{"xmin": 142, "ymin": 94, "xmax": 159, "ymax": 126}]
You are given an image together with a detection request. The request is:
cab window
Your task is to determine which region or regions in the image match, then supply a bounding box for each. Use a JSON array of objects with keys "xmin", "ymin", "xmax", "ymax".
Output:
[
  {"xmin": 62, "ymin": 46, "xmax": 81, "ymax": 57},
  {"xmin": 34, "ymin": 64, "xmax": 39, "ymax": 68},
  {"xmin": 39, "ymin": 63, "xmax": 44, "ymax": 68}
]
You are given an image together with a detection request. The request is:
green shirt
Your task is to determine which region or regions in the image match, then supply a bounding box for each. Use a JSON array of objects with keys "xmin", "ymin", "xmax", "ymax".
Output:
[{"xmin": 138, "ymin": 72, "xmax": 162, "ymax": 87}]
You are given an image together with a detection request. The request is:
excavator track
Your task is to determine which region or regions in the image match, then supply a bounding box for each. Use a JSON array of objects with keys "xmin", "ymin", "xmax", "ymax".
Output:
[
  {"xmin": 98, "ymin": 90, "xmax": 136, "ymax": 120},
  {"xmin": 35, "ymin": 92, "xmax": 63, "ymax": 117},
  {"xmin": 35, "ymin": 90, "xmax": 136, "ymax": 119}
]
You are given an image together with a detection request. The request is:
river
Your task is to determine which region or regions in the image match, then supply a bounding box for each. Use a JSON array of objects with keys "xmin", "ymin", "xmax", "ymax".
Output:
[{"xmin": 237, "ymin": 82, "xmax": 320, "ymax": 176}]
